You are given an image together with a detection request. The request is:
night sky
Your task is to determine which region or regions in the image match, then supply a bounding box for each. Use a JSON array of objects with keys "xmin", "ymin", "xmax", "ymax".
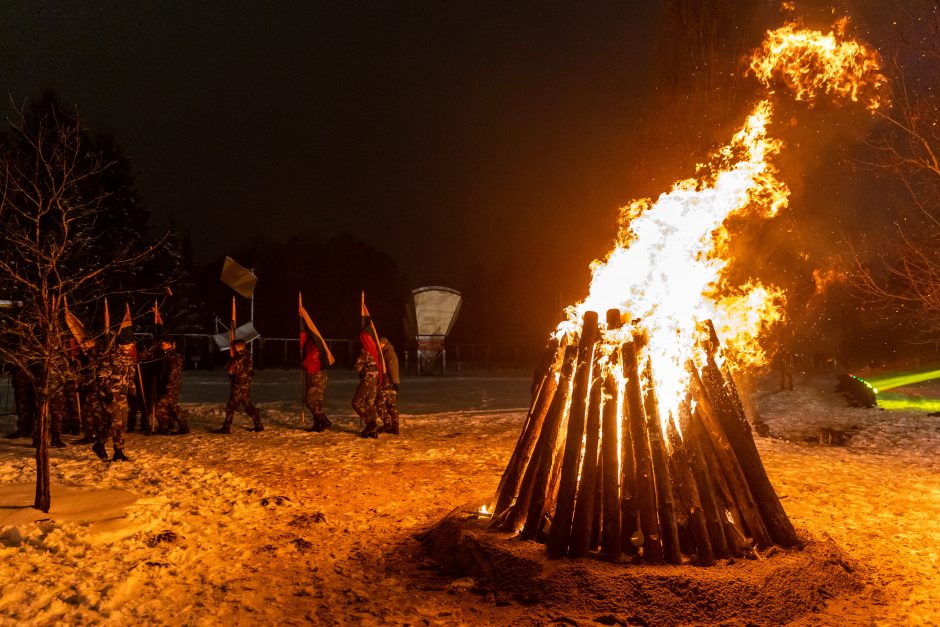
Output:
[
  {"xmin": 0, "ymin": 2, "xmax": 926, "ymax": 348},
  {"xmin": 0, "ymin": 2, "xmax": 662, "ymax": 288}
]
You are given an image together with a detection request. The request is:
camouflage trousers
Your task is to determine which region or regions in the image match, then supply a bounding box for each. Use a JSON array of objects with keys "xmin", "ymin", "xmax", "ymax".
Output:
[
  {"xmin": 156, "ymin": 394, "xmax": 187, "ymax": 432},
  {"xmin": 224, "ymin": 384, "xmax": 262, "ymax": 428},
  {"xmin": 47, "ymin": 388, "xmax": 67, "ymax": 442},
  {"xmin": 375, "ymin": 386, "xmax": 399, "ymax": 433},
  {"xmin": 79, "ymin": 388, "xmax": 104, "ymax": 440},
  {"xmin": 304, "ymin": 372, "xmax": 329, "ymax": 422},
  {"xmin": 352, "ymin": 374, "xmax": 379, "ymax": 428},
  {"xmin": 98, "ymin": 395, "xmax": 129, "ymax": 450}
]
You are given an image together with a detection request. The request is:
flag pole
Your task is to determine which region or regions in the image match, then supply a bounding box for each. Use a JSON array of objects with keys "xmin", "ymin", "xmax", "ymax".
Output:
[
  {"xmin": 298, "ymin": 292, "xmax": 306, "ymax": 426},
  {"xmin": 230, "ymin": 296, "xmax": 236, "ymax": 357}
]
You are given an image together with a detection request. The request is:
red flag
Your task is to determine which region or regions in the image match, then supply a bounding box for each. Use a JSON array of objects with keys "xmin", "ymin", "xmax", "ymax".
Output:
[
  {"xmin": 103, "ymin": 297, "xmax": 110, "ymax": 334},
  {"xmin": 360, "ymin": 292, "xmax": 386, "ymax": 384},
  {"xmin": 299, "ymin": 292, "xmax": 335, "ymax": 368},
  {"xmin": 153, "ymin": 299, "xmax": 164, "ymax": 327},
  {"xmin": 63, "ymin": 297, "xmax": 87, "ymax": 345},
  {"xmin": 118, "ymin": 303, "xmax": 133, "ymax": 332}
]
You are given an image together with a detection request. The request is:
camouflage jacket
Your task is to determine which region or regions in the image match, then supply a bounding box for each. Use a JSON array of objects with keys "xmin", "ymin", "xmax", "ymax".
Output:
[
  {"xmin": 226, "ymin": 351, "xmax": 253, "ymax": 387},
  {"xmin": 160, "ymin": 350, "xmax": 184, "ymax": 395},
  {"xmin": 97, "ymin": 348, "xmax": 137, "ymax": 398},
  {"xmin": 354, "ymin": 349, "xmax": 378, "ymax": 380}
]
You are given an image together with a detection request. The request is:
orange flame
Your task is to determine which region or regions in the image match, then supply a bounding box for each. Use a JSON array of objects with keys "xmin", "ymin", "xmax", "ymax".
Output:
[
  {"xmin": 555, "ymin": 18, "xmax": 885, "ymax": 429},
  {"xmin": 750, "ymin": 20, "xmax": 888, "ymax": 111}
]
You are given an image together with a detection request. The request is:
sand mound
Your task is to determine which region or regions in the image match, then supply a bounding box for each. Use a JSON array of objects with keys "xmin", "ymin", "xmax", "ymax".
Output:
[{"xmin": 421, "ymin": 506, "xmax": 865, "ymax": 626}]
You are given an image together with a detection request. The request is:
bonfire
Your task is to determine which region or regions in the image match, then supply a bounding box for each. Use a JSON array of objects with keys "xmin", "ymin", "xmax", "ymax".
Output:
[{"xmin": 489, "ymin": 19, "xmax": 887, "ymax": 565}]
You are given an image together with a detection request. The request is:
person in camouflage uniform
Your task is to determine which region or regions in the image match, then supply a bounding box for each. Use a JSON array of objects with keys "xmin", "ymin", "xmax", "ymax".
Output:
[
  {"xmin": 352, "ymin": 335, "xmax": 382, "ymax": 438},
  {"xmin": 301, "ymin": 329, "xmax": 331, "ymax": 433},
  {"xmin": 6, "ymin": 364, "xmax": 35, "ymax": 439},
  {"xmin": 155, "ymin": 338, "xmax": 188, "ymax": 435},
  {"xmin": 375, "ymin": 337, "xmax": 400, "ymax": 435},
  {"xmin": 93, "ymin": 337, "xmax": 137, "ymax": 461},
  {"xmin": 74, "ymin": 339, "xmax": 103, "ymax": 445},
  {"xmin": 215, "ymin": 339, "xmax": 263, "ymax": 434}
]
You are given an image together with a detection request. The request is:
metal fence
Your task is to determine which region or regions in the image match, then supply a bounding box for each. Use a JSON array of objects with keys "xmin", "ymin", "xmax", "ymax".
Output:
[{"xmin": 168, "ymin": 334, "xmax": 543, "ymax": 373}]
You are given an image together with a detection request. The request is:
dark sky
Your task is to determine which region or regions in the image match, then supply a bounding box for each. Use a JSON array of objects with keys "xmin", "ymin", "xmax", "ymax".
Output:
[{"xmin": 0, "ymin": 2, "xmax": 662, "ymax": 290}]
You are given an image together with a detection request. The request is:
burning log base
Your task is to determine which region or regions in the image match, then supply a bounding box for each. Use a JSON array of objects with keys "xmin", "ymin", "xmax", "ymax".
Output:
[{"xmin": 490, "ymin": 310, "xmax": 800, "ymax": 565}]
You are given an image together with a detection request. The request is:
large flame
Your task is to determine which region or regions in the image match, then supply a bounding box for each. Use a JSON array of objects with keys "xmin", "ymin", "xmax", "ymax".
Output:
[{"xmin": 555, "ymin": 20, "xmax": 885, "ymax": 428}]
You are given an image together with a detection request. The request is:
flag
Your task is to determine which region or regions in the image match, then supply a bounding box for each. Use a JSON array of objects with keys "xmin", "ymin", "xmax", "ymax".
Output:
[
  {"xmin": 221, "ymin": 256, "xmax": 257, "ymax": 299},
  {"xmin": 153, "ymin": 299, "xmax": 164, "ymax": 328},
  {"xmin": 103, "ymin": 297, "xmax": 111, "ymax": 334},
  {"xmin": 299, "ymin": 292, "xmax": 335, "ymax": 367},
  {"xmin": 360, "ymin": 292, "xmax": 386, "ymax": 383},
  {"xmin": 118, "ymin": 303, "xmax": 133, "ymax": 333},
  {"xmin": 63, "ymin": 297, "xmax": 88, "ymax": 345}
]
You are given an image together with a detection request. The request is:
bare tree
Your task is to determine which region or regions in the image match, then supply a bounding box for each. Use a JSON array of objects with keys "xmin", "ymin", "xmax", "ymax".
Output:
[
  {"xmin": 0, "ymin": 101, "xmax": 157, "ymax": 512},
  {"xmin": 849, "ymin": 6, "xmax": 940, "ymax": 338}
]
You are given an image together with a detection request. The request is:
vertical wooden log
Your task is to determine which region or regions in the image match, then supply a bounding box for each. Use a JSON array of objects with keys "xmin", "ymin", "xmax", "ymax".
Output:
[
  {"xmin": 547, "ymin": 312, "xmax": 598, "ymax": 558},
  {"xmin": 688, "ymin": 366, "xmax": 772, "ymax": 548},
  {"xmin": 641, "ymin": 360, "xmax": 682, "ymax": 565},
  {"xmin": 569, "ymin": 348, "xmax": 604, "ymax": 557},
  {"xmin": 678, "ymin": 384, "xmax": 730, "ymax": 559},
  {"xmin": 689, "ymin": 408, "xmax": 745, "ymax": 556},
  {"xmin": 516, "ymin": 345, "xmax": 578, "ymax": 537},
  {"xmin": 667, "ymin": 405, "xmax": 714, "ymax": 566},
  {"xmin": 619, "ymin": 343, "xmax": 638, "ymax": 555},
  {"xmin": 492, "ymin": 338, "xmax": 563, "ymax": 521},
  {"xmin": 622, "ymin": 337, "xmax": 663, "ymax": 563},
  {"xmin": 700, "ymin": 329, "xmax": 799, "ymax": 548},
  {"xmin": 600, "ymin": 360, "xmax": 622, "ymax": 558}
]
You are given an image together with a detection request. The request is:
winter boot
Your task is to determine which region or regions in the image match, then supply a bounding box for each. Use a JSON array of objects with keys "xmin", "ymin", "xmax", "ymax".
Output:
[
  {"xmin": 112, "ymin": 448, "xmax": 131, "ymax": 462},
  {"xmin": 250, "ymin": 424, "xmax": 264, "ymax": 432},
  {"xmin": 92, "ymin": 441, "xmax": 108, "ymax": 460},
  {"xmin": 306, "ymin": 422, "xmax": 325, "ymax": 433},
  {"xmin": 360, "ymin": 421, "xmax": 379, "ymax": 438},
  {"xmin": 213, "ymin": 425, "xmax": 231, "ymax": 434},
  {"xmin": 173, "ymin": 425, "xmax": 190, "ymax": 435}
]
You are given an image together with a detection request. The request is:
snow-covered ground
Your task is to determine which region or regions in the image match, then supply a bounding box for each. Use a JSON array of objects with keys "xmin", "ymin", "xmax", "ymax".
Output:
[{"xmin": 0, "ymin": 368, "xmax": 938, "ymax": 625}]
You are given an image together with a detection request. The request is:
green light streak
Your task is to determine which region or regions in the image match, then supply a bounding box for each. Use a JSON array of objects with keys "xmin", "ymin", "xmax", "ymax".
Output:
[
  {"xmin": 874, "ymin": 392, "xmax": 940, "ymax": 412},
  {"xmin": 864, "ymin": 368, "xmax": 940, "ymax": 392}
]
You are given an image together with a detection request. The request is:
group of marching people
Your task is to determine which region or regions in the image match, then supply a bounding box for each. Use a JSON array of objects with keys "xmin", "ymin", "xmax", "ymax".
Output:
[
  {"xmin": 5, "ymin": 335, "xmax": 187, "ymax": 462},
  {"xmin": 294, "ymin": 331, "xmax": 400, "ymax": 439},
  {"xmin": 6, "ymin": 303, "xmax": 403, "ymax": 456}
]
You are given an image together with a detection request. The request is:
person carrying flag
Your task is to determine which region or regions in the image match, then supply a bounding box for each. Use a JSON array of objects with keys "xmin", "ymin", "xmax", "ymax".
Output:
[
  {"xmin": 215, "ymin": 339, "xmax": 264, "ymax": 434},
  {"xmin": 299, "ymin": 293, "xmax": 335, "ymax": 433},
  {"xmin": 93, "ymin": 336, "xmax": 137, "ymax": 462},
  {"xmin": 353, "ymin": 293, "xmax": 385, "ymax": 438},
  {"xmin": 375, "ymin": 337, "xmax": 401, "ymax": 435}
]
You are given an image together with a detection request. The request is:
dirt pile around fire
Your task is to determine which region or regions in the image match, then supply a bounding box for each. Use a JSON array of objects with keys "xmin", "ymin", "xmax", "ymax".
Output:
[{"xmin": 421, "ymin": 506, "xmax": 866, "ymax": 626}]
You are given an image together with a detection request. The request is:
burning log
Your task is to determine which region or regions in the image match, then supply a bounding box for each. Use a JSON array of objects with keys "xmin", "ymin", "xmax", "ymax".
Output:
[
  {"xmin": 642, "ymin": 360, "xmax": 682, "ymax": 564},
  {"xmin": 494, "ymin": 310, "xmax": 799, "ymax": 567},
  {"xmin": 623, "ymin": 337, "xmax": 664, "ymax": 563},
  {"xmin": 600, "ymin": 311, "xmax": 623, "ymax": 560},
  {"xmin": 700, "ymin": 322, "xmax": 799, "ymax": 548},
  {"xmin": 666, "ymin": 406, "xmax": 715, "ymax": 566},
  {"xmin": 516, "ymin": 346, "xmax": 578, "ymax": 538},
  {"xmin": 547, "ymin": 312, "xmax": 598, "ymax": 558},
  {"xmin": 504, "ymin": 345, "xmax": 577, "ymax": 536},
  {"xmin": 568, "ymin": 344, "xmax": 604, "ymax": 557},
  {"xmin": 491, "ymin": 338, "xmax": 564, "ymax": 522}
]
